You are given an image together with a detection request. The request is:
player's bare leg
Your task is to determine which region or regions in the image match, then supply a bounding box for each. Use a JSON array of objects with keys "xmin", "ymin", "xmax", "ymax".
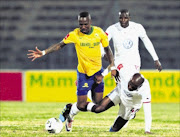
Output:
[
  {"xmin": 92, "ymin": 92, "xmax": 103, "ymax": 104},
  {"xmin": 87, "ymin": 96, "xmax": 114, "ymax": 113}
]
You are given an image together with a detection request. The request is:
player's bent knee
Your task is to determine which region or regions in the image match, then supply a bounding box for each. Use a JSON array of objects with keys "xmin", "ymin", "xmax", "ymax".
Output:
[{"xmin": 77, "ymin": 103, "xmax": 88, "ymax": 111}]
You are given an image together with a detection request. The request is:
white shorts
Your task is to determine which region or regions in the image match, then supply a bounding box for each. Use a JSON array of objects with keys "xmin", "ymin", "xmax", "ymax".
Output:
[
  {"xmin": 107, "ymin": 85, "xmax": 140, "ymax": 120},
  {"xmin": 107, "ymin": 86, "xmax": 121, "ymax": 106}
]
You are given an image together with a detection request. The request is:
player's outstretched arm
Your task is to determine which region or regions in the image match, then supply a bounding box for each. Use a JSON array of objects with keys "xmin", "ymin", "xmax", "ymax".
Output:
[
  {"xmin": 154, "ymin": 60, "xmax": 162, "ymax": 72},
  {"xmin": 104, "ymin": 46, "xmax": 116, "ymax": 77},
  {"xmin": 27, "ymin": 41, "xmax": 66, "ymax": 61}
]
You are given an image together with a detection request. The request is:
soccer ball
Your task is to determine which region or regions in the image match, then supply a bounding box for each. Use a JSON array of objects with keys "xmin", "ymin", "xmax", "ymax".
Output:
[{"xmin": 45, "ymin": 118, "xmax": 63, "ymax": 133}]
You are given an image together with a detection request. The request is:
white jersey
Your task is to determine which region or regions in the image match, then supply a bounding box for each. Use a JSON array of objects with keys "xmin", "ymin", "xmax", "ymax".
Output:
[
  {"xmin": 108, "ymin": 78, "xmax": 151, "ymax": 120},
  {"xmin": 120, "ymin": 79, "xmax": 151, "ymax": 109},
  {"xmin": 106, "ymin": 21, "xmax": 159, "ymax": 67}
]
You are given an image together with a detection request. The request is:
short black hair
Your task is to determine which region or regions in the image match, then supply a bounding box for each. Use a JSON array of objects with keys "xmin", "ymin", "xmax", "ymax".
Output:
[
  {"xmin": 119, "ymin": 9, "xmax": 130, "ymax": 16},
  {"xmin": 133, "ymin": 73, "xmax": 145, "ymax": 86},
  {"xmin": 78, "ymin": 11, "xmax": 91, "ymax": 19}
]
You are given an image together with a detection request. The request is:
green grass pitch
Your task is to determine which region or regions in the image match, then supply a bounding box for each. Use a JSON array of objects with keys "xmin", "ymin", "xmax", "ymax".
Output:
[{"xmin": 0, "ymin": 102, "xmax": 179, "ymax": 137}]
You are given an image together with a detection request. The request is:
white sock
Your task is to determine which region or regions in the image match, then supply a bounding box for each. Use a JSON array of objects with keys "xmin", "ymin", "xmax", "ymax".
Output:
[
  {"xmin": 143, "ymin": 102, "xmax": 152, "ymax": 132},
  {"xmin": 87, "ymin": 102, "xmax": 95, "ymax": 111},
  {"xmin": 69, "ymin": 103, "xmax": 80, "ymax": 119}
]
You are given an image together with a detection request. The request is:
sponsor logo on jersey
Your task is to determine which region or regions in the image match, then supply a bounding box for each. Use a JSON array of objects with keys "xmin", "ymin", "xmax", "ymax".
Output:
[
  {"xmin": 80, "ymin": 42, "xmax": 100, "ymax": 47},
  {"xmin": 123, "ymin": 39, "xmax": 133, "ymax": 49},
  {"xmin": 80, "ymin": 43, "xmax": 91, "ymax": 46}
]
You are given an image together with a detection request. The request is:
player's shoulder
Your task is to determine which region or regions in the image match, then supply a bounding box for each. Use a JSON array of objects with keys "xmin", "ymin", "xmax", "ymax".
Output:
[
  {"xmin": 106, "ymin": 22, "xmax": 119, "ymax": 31},
  {"xmin": 109, "ymin": 22, "xmax": 119, "ymax": 29},
  {"xmin": 72, "ymin": 28, "xmax": 80, "ymax": 33},
  {"xmin": 130, "ymin": 21, "xmax": 141, "ymax": 26},
  {"xmin": 130, "ymin": 21, "xmax": 144, "ymax": 29},
  {"xmin": 144, "ymin": 79, "xmax": 149, "ymax": 85},
  {"xmin": 67, "ymin": 28, "xmax": 80, "ymax": 36},
  {"xmin": 141, "ymin": 79, "xmax": 150, "ymax": 89},
  {"xmin": 93, "ymin": 26, "xmax": 104, "ymax": 31},
  {"xmin": 92, "ymin": 26, "xmax": 106, "ymax": 35}
]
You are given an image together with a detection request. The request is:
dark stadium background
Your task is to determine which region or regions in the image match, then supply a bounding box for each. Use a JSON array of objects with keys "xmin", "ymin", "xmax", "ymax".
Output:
[{"xmin": 0, "ymin": 0, "xmax": 179, "ymax": 70}]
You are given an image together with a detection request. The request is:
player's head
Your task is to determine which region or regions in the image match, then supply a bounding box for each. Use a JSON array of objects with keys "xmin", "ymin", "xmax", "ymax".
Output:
[
  {"xmin": 119, "ymin": 9, "xmax": 130, "ymax": 28},
  {"xmin": 78, "ymin": 11, "xmax": 92, "ymax": 34},
  {"xmin": 128, "ymin": 73, "xmax": 144, "ymax": 91}
]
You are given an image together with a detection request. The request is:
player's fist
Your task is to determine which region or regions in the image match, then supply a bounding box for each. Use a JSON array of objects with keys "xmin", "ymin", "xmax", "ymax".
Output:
[
  {"xmin": 111, "ymin": 69, "xmax": 117, "ymax": 78},
  {"xmin": 114, "ymin": 70, "xmax": 120, "ymax": 83},
  {"xmin": 154, "ymin": 60, "xmax": 162, "ymax": 72}
]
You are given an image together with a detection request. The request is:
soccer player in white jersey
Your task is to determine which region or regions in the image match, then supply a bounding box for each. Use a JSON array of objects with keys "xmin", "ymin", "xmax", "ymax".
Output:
[
  {"xmin": 86, "ymin": 73, "xmax": 150, "ymax": 132},
  {"xmin": 105, "ymin": 9, "xmax": 162, "ymax": 134}
]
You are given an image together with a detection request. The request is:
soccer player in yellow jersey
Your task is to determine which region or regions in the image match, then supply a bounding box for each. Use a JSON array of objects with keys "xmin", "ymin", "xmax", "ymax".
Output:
[{"xmin": 27, "ymin": 11, "xmax": 116, "ymax": 131}]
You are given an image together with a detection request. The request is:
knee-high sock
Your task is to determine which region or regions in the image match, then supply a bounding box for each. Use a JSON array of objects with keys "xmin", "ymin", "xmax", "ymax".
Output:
[
  {"xmin": 69, "ymin": 102, "xmax": 80, "ymax": 119},
  {"xmin": 143, "ymin": 102, "xmax": 152, "ymax": 132},
  {"xmin": 110, "ymin": 116, "xmax": 128, "ymax": 132},
  {"xmin": 123, "ymin": 121, "xmax": 129, "ymax": 128}
]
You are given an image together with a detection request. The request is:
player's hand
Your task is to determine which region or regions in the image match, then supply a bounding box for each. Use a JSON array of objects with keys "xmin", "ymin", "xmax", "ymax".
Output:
[
  {"xmin": 95, "ymin": 75, "xmax": 103, "ymax": 84},
  {"xmin": 27, "ymin": 46, "xmax": 44, "ymax": 61},
  {"xmin": 114, "ymin": 70, "xmax": 120, "ymax": 83},
  {"xmin": 111, "ymin": 69, "xmax": 117, "ymax": 79},
  {"xmin": 154, "ymin": 60, "xmax": 162, "ymax": 72}
]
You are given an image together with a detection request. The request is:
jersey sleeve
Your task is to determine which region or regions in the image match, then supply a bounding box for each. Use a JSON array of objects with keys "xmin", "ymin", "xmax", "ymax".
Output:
[
  {"xmin": 138, "ymin": 24, "xmax": 159, "ymax": 61},
  {"xmin": 138, "ymin": 24, "xmax": 146, "ymax": 38},
  {"xmin": 99, "ymin": 28, "xmax": 109, "ymax": 47},
  {"xmin": 142, "ymin": 80, "xmax": 151, "ymax": 103},
  {"xmin": 63, "ymin": 31, "xmax": 76, "ymax": 44},
  {"xmin": 105, "ymin": 26, "xmax": 113, "ymax": 41}
]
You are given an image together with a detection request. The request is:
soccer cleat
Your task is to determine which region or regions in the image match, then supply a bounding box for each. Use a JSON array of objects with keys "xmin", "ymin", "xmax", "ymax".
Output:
[
  {"xmin": 59, "ymin": 103, "xmax": 72, "ymax": 122},
  {"xmin": 132, "ymin": 113, "xmax": 136, "ymax": 119},
  {"xmin": 109, "ymin": 126, "xmax": 116, "ymax": 132},
  {"xmin": 65, "ymin": 115, "xmax": 73, "ymax": 132},
  {"xmin": 109, "ymin": 127, "xmax": 114, "ymax": 132}
]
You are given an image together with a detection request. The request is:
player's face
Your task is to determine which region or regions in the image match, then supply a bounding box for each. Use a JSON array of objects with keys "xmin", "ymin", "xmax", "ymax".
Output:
[
  {"xmin": 119, "ymin": 12, "xmax": 130, "ymax": 28},
  {"xmin": 79, "ymin": 17, "xmax": 91, "ymax": 34},
  {"xmin": 128, "ymin": 79, "xmax": 139, "ymax": 91}
]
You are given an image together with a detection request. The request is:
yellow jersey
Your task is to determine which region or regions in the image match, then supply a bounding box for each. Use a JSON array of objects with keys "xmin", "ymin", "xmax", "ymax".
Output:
[{"xmin": 63, "ymin": 26, "xmax": 109, "ymax": 76}]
